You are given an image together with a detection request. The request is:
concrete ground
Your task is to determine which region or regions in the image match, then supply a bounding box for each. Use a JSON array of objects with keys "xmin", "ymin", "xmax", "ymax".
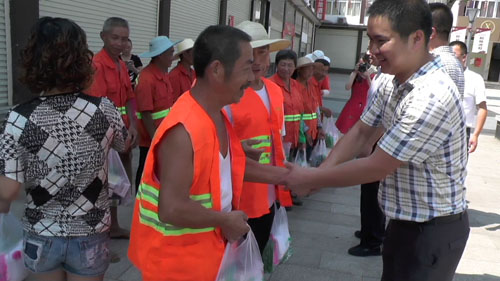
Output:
[{"xmin": 11, "ymin": 73, "xmax": 500, "ymax": 281}]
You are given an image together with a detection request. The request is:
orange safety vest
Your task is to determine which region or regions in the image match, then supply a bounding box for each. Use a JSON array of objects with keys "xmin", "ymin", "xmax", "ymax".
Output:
[
  {"xmin": 229, "ymin": 77, "xmax": 292, "ymax": 218},
  {"xmin": 128, "ymin": 92, "xmax": 246, "ymax": 281}
]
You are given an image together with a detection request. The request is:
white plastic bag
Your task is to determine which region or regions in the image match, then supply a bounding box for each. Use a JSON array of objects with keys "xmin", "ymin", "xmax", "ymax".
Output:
[
  {"xmin": 263, "ymin": 206, "xmax": 292, "ymax": 273},
  {"xmin": 323, "ymin": 117, "xmax": 340, "ymax": 148},
  {"xmin": 216, "ymin": 230, "xmax": 263, "ymax": 281},
  {"xmin": 0, "ymin": 213, "xmax": 29, "ymax": 281},
  {"xmin": 310, "ymin": 140, "xmax": 328, "ymax": 167},
  {"xmin": 108, "ymin": 149, "xmax": 133, "ymax": 205},
  {"xmin": 294, "ymin": 148, "xmax": 308, "ymax": 167}
]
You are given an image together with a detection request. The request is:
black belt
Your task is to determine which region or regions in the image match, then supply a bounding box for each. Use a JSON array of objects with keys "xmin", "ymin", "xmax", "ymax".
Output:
[{"xmin": 392, "ymin": 211, "xmax": 466, "ymax": 227}]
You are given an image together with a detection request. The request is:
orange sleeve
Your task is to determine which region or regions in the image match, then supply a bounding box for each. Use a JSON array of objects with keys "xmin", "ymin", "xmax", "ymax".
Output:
[
  {"xmin": 135, "ymin": 74, "xmax": 155, "ymax": 112},
  {"xmin": 320, "ymin": 76, "xmax": 330, "ymax": 90},
  {"xmin": 88, "ymin": 62, "xmax": 107, "ymax": 97},
  {"xmin": 169, "ymin": 69, "xmax": 181, "ymax": 101}
]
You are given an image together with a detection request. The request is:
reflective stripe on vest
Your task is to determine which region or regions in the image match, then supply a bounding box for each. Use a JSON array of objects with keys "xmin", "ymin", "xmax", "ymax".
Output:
[
  {"xmin": 302, "ymin": 113, "xmax": 318, "ymax": 120},
  {"xmin": 118, "ymin": 106, "xmax": 127, "ymax": 115},
  {"xmin": 284, "ymin": 114, "xmax": 301, "ymax": 122},
  {"xmin": 136, "ymin": 108, "xmax": 171, "ymax": 120},
  {"xmin": 138, "ymin": 183, "xmax": 215, "ymax": 236},
  {"xmin": 243, "ymin": 135, "xmax": 271, "ymax": 164}
]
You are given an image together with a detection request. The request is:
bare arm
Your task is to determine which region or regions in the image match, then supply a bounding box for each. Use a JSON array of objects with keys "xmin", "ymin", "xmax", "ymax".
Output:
[
  {"xmin": 0, "ymin": 176, "xmax": 21, "ymax": 213},
  {"xmin": 345, "ymin": 71, "xmax": 358, "ymax": 91},
  {"xmin": 286, "ymin": 146, "xmax": 402, "ymax": 195},
  {"xmin": 320, "ymin": 120, "xmax": 383, "ymax": 168},
  {"xmin": 126, "ymin": 99, "xmax": 138, "ymax": 147},
  {"xmin": 469, "ymin": 102, "xmax": 487, "ymax": 153},
  {"xmin": 244, "ymin": 157, "xmax": 288, "ymax": 184},
  {"xmin": 156, "ymin": 124, "xmax": 249, "ymax": 241}
]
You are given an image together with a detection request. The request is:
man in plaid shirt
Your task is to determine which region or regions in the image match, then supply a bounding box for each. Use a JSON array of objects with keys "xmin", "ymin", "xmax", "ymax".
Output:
[{"xmin": 285, "ymin": 0, "xmax": 469, "ymax": 280}]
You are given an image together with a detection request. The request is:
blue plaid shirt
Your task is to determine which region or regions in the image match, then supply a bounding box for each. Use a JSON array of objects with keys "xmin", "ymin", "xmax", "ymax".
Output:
[{"xmin": 361, "ymin": 56, "xmax": 468, "ymax": 222}]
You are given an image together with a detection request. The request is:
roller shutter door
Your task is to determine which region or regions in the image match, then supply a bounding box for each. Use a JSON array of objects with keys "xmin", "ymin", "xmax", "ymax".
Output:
[
  {"xmin": 0, "ymin": 0, "xmax": 10, "ymax": 116},
  {"xmin": 169, "ymin": 0, "xmax": 219, "ymax": 42},
  {"xmin": 227, "ymin": 0, "xmax": 251, "ymax": 26},
  {"xmin": 39, "ymin": 0, "xmax": 159, "ymax": 58}
]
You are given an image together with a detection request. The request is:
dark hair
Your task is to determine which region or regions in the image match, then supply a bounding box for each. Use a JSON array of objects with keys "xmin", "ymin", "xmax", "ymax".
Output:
[
  {"xmin": 368, "ymin": 0, "xmax": 432, "ymax": 45},
  {"xmin": 315, "ymin": 59, "xmax": 329, "ymax": 66},
  {"xmin": 429, "ymin": 3, "xmax": 453, "ymax": 41},
  {"xmin": 275, "ymin": 49, "xmax": 297, "ymax": 66},
  {"xmin": 449, "ymin": 40, "xmax": 467, "ymax": 55},
  {"xmin": 20, "ymin": 17, "xmax": 94, "ymax": 93},
  {"xmin": 194, "ymin": 25, "xmax": 251, "ymax": 79}
]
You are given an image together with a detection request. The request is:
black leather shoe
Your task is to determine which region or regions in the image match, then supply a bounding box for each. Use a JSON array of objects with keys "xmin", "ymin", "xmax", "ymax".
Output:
[
  {"xmin": 354, "ymin": 230, "xmax": 362, "ymax": 239},
  {"xmin": 347, "ymin": 244, "xmax": 382, "ymax": 257}
]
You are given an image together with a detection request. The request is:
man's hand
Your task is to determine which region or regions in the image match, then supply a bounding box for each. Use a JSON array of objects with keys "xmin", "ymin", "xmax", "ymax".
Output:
[
  {"xmin": 469, "ymin": 134, "xmax": 479, "ymax": 153},
  {"xmin": 317, "ymin": 128, "xmax": 326, "ymax": 140},
  {"xmin": 221, "ymin": 211, "xmax": 250, "ymax": 242},
  {"xmin": 241, "ymin": 139, "xmax": 265, "ymax": 162},
  {"xmin": 128, "ymin": 125, "xmax": 138, "ymax": 148},
  {"xmin": 283, "ymin": 162, "xmax": 313, "ymax": 197},
  {"xmin": 320, "ymin": 107, "xmax": 333, "ymax": 118}
]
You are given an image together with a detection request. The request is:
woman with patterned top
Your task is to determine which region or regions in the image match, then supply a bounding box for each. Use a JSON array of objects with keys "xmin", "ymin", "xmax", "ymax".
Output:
[{"xmin": 0, "ymin": 17, "xmax": 129, "ymax": 281}]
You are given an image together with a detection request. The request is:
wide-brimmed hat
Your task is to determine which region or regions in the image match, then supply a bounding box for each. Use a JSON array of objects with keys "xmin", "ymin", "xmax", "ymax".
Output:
[
  {"xmin": 296, "ymin": 56, "xmax": 314, "ymax": 68},
  {"xmin": 139, "ymin": 36, "xmax": 180, "ymax": 58},
  {"xmin": 173, "ymin": 38, "xmax": 194, "ymax": 60},
  {"xmin": 235, "ymin": 21, "xmax": 290, "ymax": 52}
]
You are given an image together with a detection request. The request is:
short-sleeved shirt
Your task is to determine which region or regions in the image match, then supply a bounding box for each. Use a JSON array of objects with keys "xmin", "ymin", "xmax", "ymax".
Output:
[
  {"xmin": 463, "ymin": 68, "xmax": 487, "ymax": 128},
  {"xmin": 309, "ymin": 77, "xmax": 323, "ymax": 107},
  {"xmin": 361, "ymin": 56, "xmax": 468, "ymax": 222},
  {"xmin": 431, "ymin": 46, "xmax": 465, "ymax": 100},
  {"xmin": 135, "ymin": 63, "xmax": 174, "ymax": 147},
  {"xmin": 89, "ymin": 48, "xmax": 135, "ymax": 127},
  {"xmin": 169, "ymin": 63, "xmax": 196, "ymax": 103},
  {"xmin": 0, "ymin": 93, "xmax": 129, "ymax": 236},
  {"xmin": 320, "ymin": 75, "xmax": 330, "ymax": 91}
]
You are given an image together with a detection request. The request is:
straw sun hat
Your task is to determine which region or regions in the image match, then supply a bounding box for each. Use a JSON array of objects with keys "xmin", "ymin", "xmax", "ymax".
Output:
[
  {"xmin": 173, "ymin": 38, "xmax": 194, "ymax": 60},
  {"xmin": 235, "ymin": 21, "xmax": 290, "ymax": 52}
]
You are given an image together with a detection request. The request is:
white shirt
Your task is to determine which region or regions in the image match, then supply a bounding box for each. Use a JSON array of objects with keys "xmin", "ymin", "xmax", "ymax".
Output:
[
  {"xmin": 223, "ymin": 85, "xmax": 278, "ymax": 208},
  {"xmin": 463, "ymin": 68, "xmax": 487, "ymax": 128},
  {"xmin": 220, "ymin": 146, "xmax": 233, "ymax": 213},
  {"xmin": 255, "ymin": 85, "xmax": 277, "ymax": 206}
]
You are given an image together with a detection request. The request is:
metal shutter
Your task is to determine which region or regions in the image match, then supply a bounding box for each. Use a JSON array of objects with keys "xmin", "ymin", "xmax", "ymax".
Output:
[
  {"xmin": 39, "ymin": 0, "xmax": 159, "ymax": 58},
  {"xmin": 0, "ymin": 0, "xmax": 11, "ymax": 116},
  {"xmin": 169, "ymin": 0, "xmax": 219, "ymax": 42},
  {"xmin": 227, "ymin": 0, "xmax": 251, "ymax": 26}
]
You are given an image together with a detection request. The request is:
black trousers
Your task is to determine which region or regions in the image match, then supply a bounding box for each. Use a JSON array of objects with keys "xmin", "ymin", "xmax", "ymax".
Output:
[
  {"xmin": 359, "ymin": 181, "xmax": 385, "ymax": 247},
  {"xmin": 135, "ymin": 146, "xmax": 150, "ymax": 193},
  {"xmin": 247, "ymin": 203, "xmax": 276, "ymax": 255},
  {"xmin": 381, "ymin": 211, "xmax": 470, "ymax": 281}
]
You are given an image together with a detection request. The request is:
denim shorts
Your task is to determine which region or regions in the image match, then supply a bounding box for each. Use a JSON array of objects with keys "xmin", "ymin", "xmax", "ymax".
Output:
[{"xmin": 23, "ymin": 231, "xmax": 111, "ymax": 277}]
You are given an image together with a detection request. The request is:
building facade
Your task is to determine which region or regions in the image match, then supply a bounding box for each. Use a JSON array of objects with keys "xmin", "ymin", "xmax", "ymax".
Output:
[{"xmin": 1, "ymin": 0, "xmax": 319, "ymax": 115}]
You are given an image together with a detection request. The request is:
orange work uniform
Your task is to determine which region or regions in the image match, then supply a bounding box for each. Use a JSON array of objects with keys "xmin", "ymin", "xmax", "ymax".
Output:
[
  {"xmin": 309, "ymin": 76, "xmax": 324, "ymax": 107},
  {"xmin": 134, "ymin": 63, "xmax": 174, "ymax": 147},
  {"xmin": 229, "ymin": 77, "xmax": 292, "ymax": 219},
  {"xmin": 169, "ymin": 63, "xmax": 196, "ymax": 103},
  {"xmin": 128, "ymin": 92, "xmax": 246, "ymax": 281},
  {"xmin": 270, "ymin": 74, "xmax": 304, "ymax": 148},
  {"xmin": 298, "ymin": 81, "xmax": 319, "ymax": 140},
  {"xmin": 89, "ymin": 48, "xmax": 134, "ymax": 127}
]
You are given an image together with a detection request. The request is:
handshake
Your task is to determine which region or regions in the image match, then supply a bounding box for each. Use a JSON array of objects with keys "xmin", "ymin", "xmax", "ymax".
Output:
[
  {"xmin": 278, "ymin": 162, "xmax": 321, "ymax": 197},
  {"xmin": 243, "ymin": 139, "xmax": 330, "ymax": 198}
]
